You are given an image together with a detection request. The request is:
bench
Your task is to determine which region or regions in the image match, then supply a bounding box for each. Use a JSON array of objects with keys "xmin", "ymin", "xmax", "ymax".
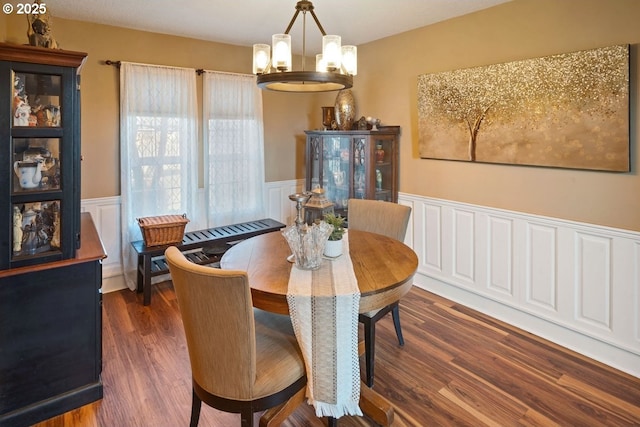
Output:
[{"xmin": 131, "ymin": 218, "xmax": 285, "ymax": 305}]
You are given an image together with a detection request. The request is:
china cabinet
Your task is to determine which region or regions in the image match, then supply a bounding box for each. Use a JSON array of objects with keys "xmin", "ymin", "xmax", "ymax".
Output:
[
  {"xmin": 0, "ymin": 44, "xmax": 101, "ymax": 427},
  {"xmin": 305, "ymin": 128, "xmax": 400, "ymax": 216},
  {"xmin": 0, "ymin": 42, "xmax": 86, "ymax": 270}
]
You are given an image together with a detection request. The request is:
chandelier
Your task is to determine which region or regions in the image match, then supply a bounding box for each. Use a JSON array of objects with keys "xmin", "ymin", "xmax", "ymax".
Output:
[{"xmin": 252, "ymin": 0, "xmax": 357, "ymax": 92}]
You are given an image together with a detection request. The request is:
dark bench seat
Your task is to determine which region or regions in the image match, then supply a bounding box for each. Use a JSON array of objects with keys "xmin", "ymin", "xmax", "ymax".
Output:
[{"xmin": 131, "ymin": 218, "xmax": 285, "ymax": 305}]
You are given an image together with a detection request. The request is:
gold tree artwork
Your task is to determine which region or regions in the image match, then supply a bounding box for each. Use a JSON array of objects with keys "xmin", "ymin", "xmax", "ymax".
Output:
[{"xmin": 417, "ymin": 45, "xmax": 629, "ymax": 171}]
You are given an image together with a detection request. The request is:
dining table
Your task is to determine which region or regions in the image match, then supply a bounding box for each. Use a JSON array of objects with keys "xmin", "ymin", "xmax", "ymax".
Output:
[{"xmin": 220, "ymin": 228, "xmax": 419, "ymax": 426}]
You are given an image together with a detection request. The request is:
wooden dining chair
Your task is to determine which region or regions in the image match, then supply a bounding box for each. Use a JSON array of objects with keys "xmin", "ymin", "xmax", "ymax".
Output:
[
  {"xmin": 347, "ymin": 199, "xmax": 412, "ymax": 387},
  {"xmin": 165, "ymin": 246, "xmax": 307, "ymax": 427}
]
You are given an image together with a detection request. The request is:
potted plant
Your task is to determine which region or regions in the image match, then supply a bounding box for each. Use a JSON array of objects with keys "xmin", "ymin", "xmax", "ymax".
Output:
[{"xmin": 323, "ymin": 213, "xmax": 346, "ymax": 257}]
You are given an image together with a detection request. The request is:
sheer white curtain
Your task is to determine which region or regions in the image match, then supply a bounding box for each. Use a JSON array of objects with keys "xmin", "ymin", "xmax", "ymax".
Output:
[
  {"xmin": 203, "ymin": 71, "xmax": 265, "ymax": 226},
  {"xmin": 120, "ymin": 63, "xmax": 198, "ymax": 290}
]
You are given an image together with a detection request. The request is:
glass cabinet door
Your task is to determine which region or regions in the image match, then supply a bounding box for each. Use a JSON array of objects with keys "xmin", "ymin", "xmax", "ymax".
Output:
[
  {"xmin": 308, "ymin": 135, "xmax": 322, "ymax": 190},
  {"xmin": 322, "ymin": 136, "xmax": 350, "ymax": 213},
  {"xmin": 307, "ymin": 134, "xmax": 353, "ymax": 216},
  {"xmin": 12, "ymin": 71, "xmax": 62, "ymax": 128},
  {"xmin": 12, "ymin": 200, "xmax": 61, "ymax": 257},
  {"xmin": 372, "ymin": 136, "xmax": 394, "ymax": 202},
  {"xmin": 305, "ymin": 128, "xmax": 399, "ymax": 220},
  {"xmin": 1, "ymin": 48, "xmax": 84, "ymax": 270},
  {"xmin": 9, "ymin": 69, "xmax": 67, "ymax": 265},
  {"xmin": 353, "ymin": 137, "xmax": 366, "ymax": 199},
  {"xmin": 12, "ymin": 137, "xmax": 61, "ymax": 192}
]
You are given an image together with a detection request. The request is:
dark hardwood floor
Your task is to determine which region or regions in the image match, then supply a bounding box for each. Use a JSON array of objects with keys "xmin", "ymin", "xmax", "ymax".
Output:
[{"xmin": 35, "ymin": 281, "xmax": 640, "ymax": 426}]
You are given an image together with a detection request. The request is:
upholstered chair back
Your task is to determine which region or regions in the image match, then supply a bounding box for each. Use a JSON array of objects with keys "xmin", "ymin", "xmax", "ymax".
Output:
[
  {"xmin": 165, "ymin": 246, "xmax": 257, "ymax": 400},
  {"xmin": 347, "ymin": 199, "xmax": 411, "ymax": 242}
]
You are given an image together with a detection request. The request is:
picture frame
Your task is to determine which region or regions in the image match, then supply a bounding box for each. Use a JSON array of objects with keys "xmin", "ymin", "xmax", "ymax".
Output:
[{"xmin": 417, "ymin": 45, "xmax": 630, "ymax": 172}]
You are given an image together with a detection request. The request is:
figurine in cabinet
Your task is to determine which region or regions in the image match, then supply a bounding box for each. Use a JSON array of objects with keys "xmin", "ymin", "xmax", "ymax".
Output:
[
  {"xmin": 14, "ymin": 100, "xmax": 31, "ymax": 126},
  {"xmin": 51, "ymin": 210, "xmax": 60, "ymax": 248},
  {"xmin": 13, "ymin": 207, "xmax": 22, "ymax": 253},
  {"xmin": 13, "ymin": 77, "xmax": 28, "ymax": 126}
]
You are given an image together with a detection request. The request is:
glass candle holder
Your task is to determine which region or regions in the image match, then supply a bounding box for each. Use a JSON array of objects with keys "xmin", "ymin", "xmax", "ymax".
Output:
[
  {"xmin": 252, "ymin": 44, "xmax": 270, "ymax": 74},
  {"xmin": 341, "ymin": 45, "xmax": 357, "ymax": 75},
  {"xmin": 322, "ymin": 35, "xmax": 341, "ymax": 71},
  {"xmin": 272, "ymin": 34, "xmax": 291, "ymax": 71}
]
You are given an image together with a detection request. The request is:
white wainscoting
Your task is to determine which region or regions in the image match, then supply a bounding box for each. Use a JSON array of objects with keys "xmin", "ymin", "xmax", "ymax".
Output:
[
  {"xmin": 264, "ymin": 179, "xmax": 306, "ymax": 226},
  {"xmin": 399, "ymin": 193, "xmax": 640, "ymax": 378},
  {"xmin": 80, "ymin": 184, "xmax": 640, "ymax": 377},
  {"xmin": 81, "ymin": 197, "xmax": 122, "ymax": 279}
]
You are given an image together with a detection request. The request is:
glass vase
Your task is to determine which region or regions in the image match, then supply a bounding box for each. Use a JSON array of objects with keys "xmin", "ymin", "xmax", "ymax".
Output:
[{"xmin": 282, "ymin": 221, "xmax": 332, "ymax": 270}]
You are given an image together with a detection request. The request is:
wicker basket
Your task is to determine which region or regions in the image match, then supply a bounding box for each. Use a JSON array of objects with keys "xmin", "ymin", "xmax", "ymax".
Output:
[{"xmin": 137, "ymin": 214, "xmax": 189, "ymax": 247}]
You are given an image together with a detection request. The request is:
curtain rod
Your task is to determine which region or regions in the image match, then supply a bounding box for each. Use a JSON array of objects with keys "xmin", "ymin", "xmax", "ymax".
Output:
[
  {"xmin": 102, "ymin": 60, "xmax": 203, "ymax": 74},
  {"xmin": 102, "ymin": 60, "xmax": 251, "ymax": 77}
]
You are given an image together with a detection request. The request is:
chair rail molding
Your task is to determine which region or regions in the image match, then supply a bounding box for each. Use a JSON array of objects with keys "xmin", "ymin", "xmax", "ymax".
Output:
[{"xmin": 399, "ymin": 192, "xmax": 640, "ymax": 379}]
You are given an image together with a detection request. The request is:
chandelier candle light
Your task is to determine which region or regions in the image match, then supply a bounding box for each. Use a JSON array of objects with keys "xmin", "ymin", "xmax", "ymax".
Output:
[{"xmin": 252, "ymin": 0, "xmax": 357, "ymax": 92}]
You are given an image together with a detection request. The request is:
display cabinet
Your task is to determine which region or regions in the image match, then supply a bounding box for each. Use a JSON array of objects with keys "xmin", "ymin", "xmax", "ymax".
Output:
[
  {"xmin": 305, "ymin": 127, "xmax": 400, "ymax": 216},
  {"xmin": 0, "ymin": 43, "xmax": 87, "ymax": 270}
]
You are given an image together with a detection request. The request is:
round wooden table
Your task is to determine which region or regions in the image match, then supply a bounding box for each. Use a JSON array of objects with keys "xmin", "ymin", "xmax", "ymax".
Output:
[
  {"xmin": 220, "ymin": 229, "xmax": 418, "ymax": 427},
  {"xmin": 220, "ymin": 229, "xmax": 419, "ymax": 315}
]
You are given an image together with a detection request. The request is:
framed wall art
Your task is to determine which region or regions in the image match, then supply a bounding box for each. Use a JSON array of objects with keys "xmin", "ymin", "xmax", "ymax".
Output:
[{"xmin": 417, "ymin": 45, "xmax": 629, "ymax": 172}]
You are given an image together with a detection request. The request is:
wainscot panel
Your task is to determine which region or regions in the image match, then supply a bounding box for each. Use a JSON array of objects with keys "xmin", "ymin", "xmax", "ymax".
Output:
[{"xmin": 400, "ymin": 193, "xmax": 640, "ymax": 378}]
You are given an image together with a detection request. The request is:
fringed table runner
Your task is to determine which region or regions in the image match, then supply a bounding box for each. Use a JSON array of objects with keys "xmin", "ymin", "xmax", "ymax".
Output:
[{"xmin": 287, "ymin": 233, "xmax": 363, "ymax": 418}]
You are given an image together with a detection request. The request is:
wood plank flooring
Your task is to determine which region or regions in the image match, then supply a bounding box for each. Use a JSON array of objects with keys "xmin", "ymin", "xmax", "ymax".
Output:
[{"xmin": 34, "ymin": 281, "xmax": 640, "ymax": 426}]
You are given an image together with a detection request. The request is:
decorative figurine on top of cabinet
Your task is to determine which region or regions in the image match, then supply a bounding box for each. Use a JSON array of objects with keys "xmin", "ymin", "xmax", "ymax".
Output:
[
  {"xmin": 27, "ymin": 1, "xmax": 59, "ymax": 49},
  {"xmin": 321, "ymin": 106, "xmax": 335, "ymax": 131},
  {"xmin": 357, "ymin": 116, "xmax": 368, "ymax": 130}
]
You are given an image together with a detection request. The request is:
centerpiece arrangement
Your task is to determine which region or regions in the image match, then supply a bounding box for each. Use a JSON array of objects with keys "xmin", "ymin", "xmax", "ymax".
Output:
[{"xmin": 282, "ymin": 192, "xmax": 333, "ymax": 270}]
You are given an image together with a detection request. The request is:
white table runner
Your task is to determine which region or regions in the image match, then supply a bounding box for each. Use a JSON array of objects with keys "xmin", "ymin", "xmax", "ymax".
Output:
[{"xmin": 286, "ymin": 233, "xmax": 363, "ymax": 418}]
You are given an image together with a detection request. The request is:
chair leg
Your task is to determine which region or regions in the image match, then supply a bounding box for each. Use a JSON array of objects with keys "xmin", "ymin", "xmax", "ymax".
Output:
[
  {"xmin": 328, "ymin": 416, "xmax": 339, "ymax": 427},
  {"xmin": 363, "ymin": 316, "xmax": 375, "ymax": 388},
  {"xmin": 391, "ymin": 303, "xmax": 404, "ymax": 346},
  {"xmin": 190, "ymin": 389, "xmax": 202, "ymax": 427}
]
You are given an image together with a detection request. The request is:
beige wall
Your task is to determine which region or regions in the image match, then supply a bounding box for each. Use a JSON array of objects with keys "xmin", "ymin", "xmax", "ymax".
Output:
[
  {"xmin": 3, "ymin": 13, "xmax": 319, "ymax": 196},
  {"xmin": 0, "ymin": 13, "xmax": 6, "ymax": 40},
  {"xmin": 3, "ymin": 0, "xmax": 639, "ymax": 231},
  {"xmin": 353, "ymin": 0, "xmax": 640, "ymax": 231}
]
